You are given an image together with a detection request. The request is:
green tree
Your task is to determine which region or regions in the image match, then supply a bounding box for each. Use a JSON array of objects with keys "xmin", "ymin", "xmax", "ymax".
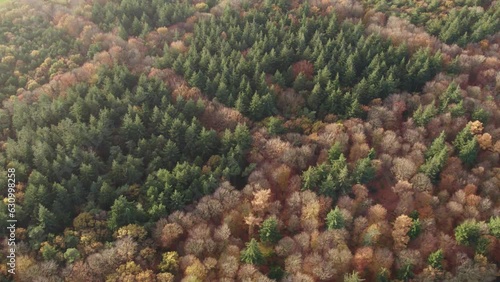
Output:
[
  {"xmin": 328, "ymin": 142, "xmax": 343, "ymax": 163},
  {"xmin": 326, "ymin": 207, "xmax": 345, "ymax": 230},
  {"xmin": 420, "ymin": 145, "xmax": 448, "ymax": 183},
  {"xmin": 408, "ymin": 218, "xmax": 421, "ymax": 239},
  {"xmin": 108, "ymin": 196, "xmax": 142, "ymax": 231},
  {"xmin": 259, "ymin": 217, "xmax": 281, "ymax": 244},
  {"xmin": 352, "ymin": 157, "xmax": 375, "ymax": 184},
  {"xmin": 488, "ymin": 216, "xmax": 500, "ymax": 238},
  {"xmin": 413, "ymin": 103, "xmax": 436, "ymax": 127},
  {"xmin": 428, "ymin": 249, "xmax": 443, "ymax": 269},
  {"xmin": 241, "ymin": 238, "xmax": 264, "ymax": 265},
  {"xmin": 455, "ymin": 219, "xmax": 481, "ymax": 246},
  {"xmin": 64, "ymin": 248, "xmax": 80, "ymax": 264},
  {"xmin": 425, "ymin": 131, "xmax": 446, "ymax": 160},
  {"xmin": 267, "ymin": 117, "xmax": 284, "ymax": 136},
  {"xmin": 37, "ymin": 204, "xmax": 58, "ymax": 234},
  {"xmin": 453, "ymin": 125, "xmax": 479, "ymax": 166}
]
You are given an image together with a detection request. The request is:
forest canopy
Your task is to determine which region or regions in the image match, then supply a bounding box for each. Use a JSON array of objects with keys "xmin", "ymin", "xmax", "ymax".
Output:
[{"xmin": 0, "ymin": 0, "xmax": 499, "ymax": 281}]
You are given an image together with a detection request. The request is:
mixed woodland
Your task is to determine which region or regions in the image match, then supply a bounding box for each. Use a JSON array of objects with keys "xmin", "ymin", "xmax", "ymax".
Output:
[{"xmin": 0, "ymin": 0, "xmax": 499, "ymax": 281}]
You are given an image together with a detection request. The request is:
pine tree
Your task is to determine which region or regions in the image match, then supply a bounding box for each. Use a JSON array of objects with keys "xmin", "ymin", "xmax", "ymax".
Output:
[
  {"xmin": 455, "ymin": 219, "xmax": 481, "ymax": 246},
  {"xmin": 420, "ymin": 146, "xmax": 448, "ymax": 183},
  {"xmin": 353, "ymin": 157, "xmax": 375, "ymax": 184},
  {"xmin": 241, "ymin": 238, "xmax": 264, "ymax": 265},
  {"xmin": 249, "ymin": 92, "xmax": 264, "ymax": 120},
  {"xmin": 428, "ymin": 249, "xmax": 443, "ymax": 269},
  {"xmin": 307, "ymin": 83, "xmax": 324, "ymax": 112},
  {"xmin": 259, "ymin": 217, "xmax": 281, "ymax": 244},
  {"xmin": 425, "ymin": 131, "xmax": 446, "ymax": 160},
  {"xmin": 453, "ymin": 124, "xmax": 478, "ymax": 166},
  {"xmin": 326, "ymin": 207, "xmax": 345, "ymax": 230},
  {"xmin": 108, "ymin": 195, "xmax": 140, "ymax": 231},
  {"xmin": 37, "ymin": 204, "xmax": 58, "ymax": 234}
]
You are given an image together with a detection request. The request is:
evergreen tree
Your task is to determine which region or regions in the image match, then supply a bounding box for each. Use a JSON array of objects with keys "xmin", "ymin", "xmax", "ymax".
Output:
[
  {"xmin": 259, "ymin": 217, "xmax": 281, "ymax": 244},
  {"xmin": 425, "ymin": 131, "xmax": 446, "ymax": 160},
  {"xmin": 241, "ymin": 238, "xmax": 264, "ymax": 265},
  {"xmin": 326, "ymin": 207, "xmax": 345, "ymax": 230},
  {"xmin": 108, "ymin": 195, "xmax": 141, "ymax": 231},
  {"xmin": 453, "ymin": 124, "xmax": 479, "ymax": 166},
  {"xmin": 455, "ymin": 219, "xmax": 481, "ymax": 246},
  {"xmin": 428, "ymin": 249, "xmax": 443, "ymax": 269},
  {"xmin": 353, "ymin": 157, "xmax": 375, "ymax": 184}
]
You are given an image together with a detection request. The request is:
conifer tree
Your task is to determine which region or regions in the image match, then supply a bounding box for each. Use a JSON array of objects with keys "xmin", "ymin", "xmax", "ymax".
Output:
[
  {"xmin": 241, "ymin": 238, "xmax": 264, "ymax": 265},
  {"xmin": 326, "ymin": 207, "xmax": 345, "ymax": 230},
  {"xmin": 259, "ymin": 217, "xmax": 281, "ymax": 244}
]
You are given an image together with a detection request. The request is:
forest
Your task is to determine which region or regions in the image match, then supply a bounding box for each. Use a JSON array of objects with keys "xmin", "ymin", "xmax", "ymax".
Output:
[{"xmin": 0, "ymin": 0, "xmax": 499, "ymax": 281}]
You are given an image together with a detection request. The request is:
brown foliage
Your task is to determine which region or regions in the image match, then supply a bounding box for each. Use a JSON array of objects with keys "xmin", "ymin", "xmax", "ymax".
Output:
[
  {"xmin": 156, "ymin": 221, "xmax": 184, "ymax": 249},
  {"xmin": 291, "ymin": 60, "xmax": 314, "ymax": 79},
  {"xmin": 353, "ymin": 246, "xmax": 374, "ymax": 275},
  {"xmin": 392, "ymin": 215, "xmax": 413, "ymax": 251}
]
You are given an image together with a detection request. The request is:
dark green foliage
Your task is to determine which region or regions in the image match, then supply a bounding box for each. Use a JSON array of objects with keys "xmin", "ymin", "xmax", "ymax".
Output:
[
  {"xmin": 107, "ymin": 195, "xmax": 144, "ymax": 231},
  {"xmin": 439, "ymin": 82, "xmax": 462, "ymax": 113},
  {"xmin": 472, "ymin": 107, "xmax": 490, "ymax": 124},
  {"xmin": 364, "ymin": 0, "xmax": 500, "ymax": 46},
  {"xmin": 326, "ymin": 207, "xmax": 345, "ymax": 230},
  {"xmin": 408, "ymin": 218, "xmax": 421, "ymax": 239},
  {"xmin": 432, "ymin": 4, "xmax": 499, "ymax": 46},
  {"xmin": 259, "ymin": 217, "xmax": 281, "ymax": 244},
  {"xmin": 92, "ymin": 0, "xmax": 196, "ymax": 37},
  {"xmin": 428, "ymin": 249, "xmax": 444, "ymax": 269},
  {"xmin": 302, "ymin": 152, "xmax": 353, "ymax": 199},
  {"xmin": 376, "ymin": 268, "xmax": 390, "ymax": 282},
  {"xmin": 413, "ymin": 103, "xmax": 437, "ymax": 127},
  {"xmin": 241, "ymin": 238, "xmax": 264, "ymax": 265},
  {"xmin": 397, "ymin": 264, "xmax": 414, "ymax": 281},
  {"xmin": 268, "ymin": 266, "xmax": 285, "ymax": 280},
  {"xmin": 267, "ymin": 117, "xmax": 285, "ymax": 135},
  {"xmin": 41, "ymin": 244, "xmax": 58, "ymax": 261},
  {"xmin": 352, "ymin": 157, "xmax": 376, "ymax": 184},
  {"xmin": 420, "ymin": 132, "xmax": 448, "ymax": 182},
  {"xmin": 162, "ymin": 4, "xmax": 441, "ymax": 120},
  {"xmin": 0, "ymin": 65, "xmax": 251, "ymax": 237},
  {"xmin": 475, "ymin": 236, "xmax": 489, "ymax": 255},
  {"xmin": 453, "ymin": 124, "xmax": 479, "ymax": 166},
  {"xmin": 455, "ymin": 219, "xmax": 481, "ymax": 246},
  {"xmin": 63, "ymin": 248, "xmax": 80, "ymax": 264}
]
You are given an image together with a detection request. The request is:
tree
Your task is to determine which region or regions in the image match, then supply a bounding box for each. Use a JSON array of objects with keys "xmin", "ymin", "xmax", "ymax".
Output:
[
  {"xmin": 259, "ymin": 217, "xmax": 281, "ymax": 244},
  {"xmin": 353, "ymin": 157, "xmax": 375, "ymax": 184},
  {"xmin": 344, "ymin": 271, "xmax": 365, "ymax": 282},
  {"xmin": 158, "ymin": 251, "xmax": 179, "ymax": 273},
  {"xmin": 428, "ymin": 249, "xmax": 443, "ymax": 269},
  {"xmin": 267, "ymin": 117, "xmax": 284, "ymax": 136},
  {"xmin": 425, "ymin": 131, "xmax": 446, "ymax": 160},
  {"xmin": 241, "ymin": 238, "xmax": 264, "ymax": 265},
  {"xmin": 455, "ymin": 220, "xmax": 481, "ymax": 246},
  {"xmin": 408, "ymin": 218, "xmax": 421, "ymax": 240},
  {"xmin": 249, "ymin": 92, "xmax": 264, "ymax": 120},
  {"xmin": 488, "ymin": 216, "xmax": 500, "ymax": 238},
  {"xmin": 108, "ymin": 196, "xmax": 142, "ymax": 231},
  {"xmin": 37, "ymin": 204, "xmax": 58, "ymax": 234},
  {"xmin": 328, "ymin": 142, "xmax": 343, "ymax": 163},
  {"xmin": 326, "ymin": 207, "xmax": 345, "ymax": 230},
  {"xmin": 420, "ymin": 145, "xmax": 448, "ymax": 183},
  {"xmin": 453, "ymin": 124, "xmax": 479, "ymax": 166},
  {"xmin": 64, "ymin": 248, "xmax": 80, "ymax": 264},
  {"xmin": 392, "ymin": 215, "xmax": 412, "ymax": 251}
]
